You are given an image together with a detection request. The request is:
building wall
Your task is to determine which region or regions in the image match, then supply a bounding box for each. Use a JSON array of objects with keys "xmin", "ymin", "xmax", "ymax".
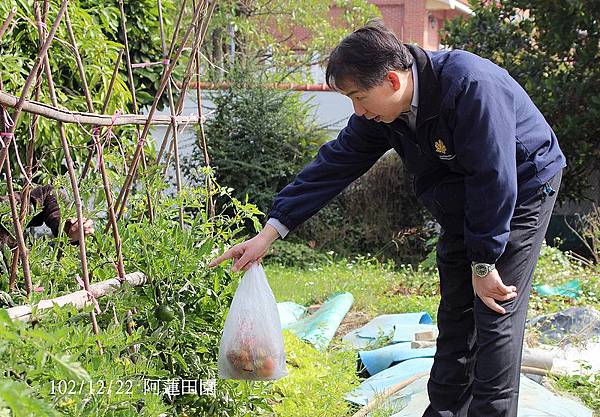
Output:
[
  {"xmin": 289, "ymin": 1, "xmax": 470, "ymax": 53},
  {"xmin": 371, "ymin": 0, "xmax": 468, "ymax": 50}
]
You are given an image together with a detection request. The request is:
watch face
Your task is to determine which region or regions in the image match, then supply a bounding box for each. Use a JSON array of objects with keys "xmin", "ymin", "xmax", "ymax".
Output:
[{"xmin": 475, "ymin": 264, "xmax": 489, "ymax": 276}]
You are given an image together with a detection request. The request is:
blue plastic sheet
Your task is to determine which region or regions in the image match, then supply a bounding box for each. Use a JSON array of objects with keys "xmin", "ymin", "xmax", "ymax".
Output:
[
  {"xmin": 343, "ymin": 312, "xmax": 435, "ymax": 349},
  {"xmin": 371, "ymin": 374, "xmax": 593, "ymax": 417},
  {"xmin": 359, "ymin": 342, "xmax": 436, "ymax": 376},
  {"xmin": 279, "ymin": 292, "xmax": 354, "ymax": 350},
  {"xmin": 344, "ymin": 357, "xmax": 434, "ymax": 405}
]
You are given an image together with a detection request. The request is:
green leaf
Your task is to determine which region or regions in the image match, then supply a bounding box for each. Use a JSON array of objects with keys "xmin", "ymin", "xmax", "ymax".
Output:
[
  {"xmin": 50, "ymin": 353, "xmax": 92, "ymax": 383},
  {"xmin": 0, "ymin": 380, "xmax": 60, "ymax": 417}
]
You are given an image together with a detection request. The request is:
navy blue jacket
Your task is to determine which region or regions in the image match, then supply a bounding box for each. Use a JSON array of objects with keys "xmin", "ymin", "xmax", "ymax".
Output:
[{"xmin": 268, "ymin": 45, "xmax": 566, "ymax": 264}]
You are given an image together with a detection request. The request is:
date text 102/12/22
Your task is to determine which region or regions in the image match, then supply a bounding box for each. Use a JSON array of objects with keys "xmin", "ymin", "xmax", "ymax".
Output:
[{"xmin": 49, "ymin": 378, "xmax": 217, "ymax": 397}]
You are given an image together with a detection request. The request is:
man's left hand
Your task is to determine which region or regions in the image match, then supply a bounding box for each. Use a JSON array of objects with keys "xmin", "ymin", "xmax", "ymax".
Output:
[{"xmin": 472, "ymin": 269, "xmax": 517, "ymax": 314}]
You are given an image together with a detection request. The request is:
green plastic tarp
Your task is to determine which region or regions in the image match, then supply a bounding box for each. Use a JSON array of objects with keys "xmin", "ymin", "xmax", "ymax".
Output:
[{"xmin": 277, "ymin": 292, "xmax": 354, "ymax": 350}]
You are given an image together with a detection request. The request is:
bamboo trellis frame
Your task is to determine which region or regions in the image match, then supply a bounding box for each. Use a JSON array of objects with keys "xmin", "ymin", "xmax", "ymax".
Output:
[{"xmin": 0, "ymin": 0, "xmax": 217, "ymax": 341}]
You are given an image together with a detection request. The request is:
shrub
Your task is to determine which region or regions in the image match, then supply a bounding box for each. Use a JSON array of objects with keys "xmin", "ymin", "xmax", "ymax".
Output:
[
  {"xmin": 184, "ymin": 65, "xmax": 327, "ymax": 214},
  {"xmin": 265, "ymin": 240, "xmax": 333, "ymax": 269}
]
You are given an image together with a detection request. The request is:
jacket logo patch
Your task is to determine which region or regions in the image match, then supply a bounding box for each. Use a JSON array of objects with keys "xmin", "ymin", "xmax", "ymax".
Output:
[{"xmin": 434, "ymin": 139, "xmax": 447, "ymax": 155}]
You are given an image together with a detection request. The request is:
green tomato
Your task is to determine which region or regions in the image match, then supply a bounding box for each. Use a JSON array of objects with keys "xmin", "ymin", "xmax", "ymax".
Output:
[{"xmin": 154, "ymin": 304, "xmax": 175, "ymax": 322}]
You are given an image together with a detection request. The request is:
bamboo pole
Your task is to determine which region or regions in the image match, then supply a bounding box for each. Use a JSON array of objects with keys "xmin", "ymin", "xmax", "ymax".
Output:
[
  {"xmin": 64, "ymin": 8, "xmax": 94, "ymax": 111},
  {"xmin": 1, "ymin": 106, "xmax": 33, "ymax": 296},
  {"xmin": 350, "ymin": 365, "xmax": 566, "ymax": 417},
  {"xmin": 34, "ymin": 5, "xmax": 102, "ymax": 344},
  {"xmin": 350, "ymin": 372, "xmax": 429, "ymax": 417},
  {"xmin": 191, "ymin": 0, "xmax": 214, "ymax": 219},
  {"xmin": 2, "ymin": 149, "xmax": 32, "ymax": 296},
  {"xmin": 94, "ymin": 133, "xmax": 126, "ymax": 281},
  {"xmin": 6, "ymin": 271, "xmax": 147, "ymax": 322},
  {"xmin": 161, "ymin": 0, "xmax": 216, "ymax": 176},
  {"xmin": 157, "ymin": 0, "xmax": 184, "ymax": 227},
  {"xmin": 155, "ymin": 0, "xmax": 188, "ymax": 163},
  {"xmin": 161, "ymin": 0, "xmax": 213, "ymax": 167},
  {"xmin": 116, "ymin": 0, "xmax": 154, "ymax": 223},
  {"xmin": 194, "ymin": 48, "xmax": 215, "ymax": 219},
  {"xmin": 113, "ymin": 0, "xmax": 214, "ymax": 223},
  {"xmin": 161, "ymin": 0, "xmax": 216, "ymax": 174},
  {"xmin": 0, "ymin": 0, "xmax": 68, "ymax": 297},
  {"xmin": 10, "ymin": 0, "xmax": 49, "ymax": 290},
  {"xmin": 0, "ymin": 91, "xmax": 198, "ymax": 126},
  {"xmin": 100, "ymin": 51, "xmax": 125, "ymax": 116},
  {"xmin": 0, "ymin": 0, "xmax": 69, "ymax": 173},
  {"xmin": 0, "ymin": 6, "xmax": 17, "ymax": 41},
  {"xmin": 62, "ymin": 8, "xmax": 126, "ymax": 282},
  {"xmin": 79, "ymin": 49, "xmax": 124, "ymax": 184}
]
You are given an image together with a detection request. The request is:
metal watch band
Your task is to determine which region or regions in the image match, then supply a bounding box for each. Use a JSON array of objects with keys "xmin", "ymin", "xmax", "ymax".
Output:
[{"xmin": 472, "ymin": 262, "xmax": 496, "ymax": 277}]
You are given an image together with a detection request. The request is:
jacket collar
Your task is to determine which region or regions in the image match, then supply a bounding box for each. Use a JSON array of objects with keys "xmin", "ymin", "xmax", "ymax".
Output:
[{"xmin": 406, "ymin": 44, "xmax": 441, "ymax": 127}]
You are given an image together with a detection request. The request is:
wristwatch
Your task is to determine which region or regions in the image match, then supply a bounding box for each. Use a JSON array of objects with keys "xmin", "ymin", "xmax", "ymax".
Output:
[{"xmin": 471, "ymin": 262, "xmax": 496, "ymax": 278}]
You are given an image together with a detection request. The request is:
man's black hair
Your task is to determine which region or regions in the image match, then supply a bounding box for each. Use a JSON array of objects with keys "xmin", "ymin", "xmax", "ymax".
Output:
[{"xmin": 325, "ymin": 20, "xmax": 413, "ymax": 91}]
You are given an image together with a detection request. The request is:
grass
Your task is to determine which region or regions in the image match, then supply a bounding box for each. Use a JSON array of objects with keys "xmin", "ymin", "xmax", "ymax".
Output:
[
  {"xmin": 268, "ymin": 331, "xmax": 361, "ymax": 417},
  {"xmin": 529, "ymin": 243, "xmax": 600, "ymax": 317},
  {"xmin": 265, "ymin": 257, "xmax": 440, "ymax": 321},
  {"xmin": 265, "ymin": 242, "xmax": 600, "ymax": 322},
  {"xmin": 550, "ymin": 371, "xmax": 600, "ymax": 413}
]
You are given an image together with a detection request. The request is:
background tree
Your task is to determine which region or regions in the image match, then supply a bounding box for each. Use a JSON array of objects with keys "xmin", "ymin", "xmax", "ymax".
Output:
[
  {"xmin": 443, "ymin": 0, "xmax": 600, "ymax": 203},
  {"xmin": 203, "ymin": 0, "xmax": 381, "ymax": 82},
  {"xmin": 79, "ymin": 0, "xmax": 175, "ymax": 107}
]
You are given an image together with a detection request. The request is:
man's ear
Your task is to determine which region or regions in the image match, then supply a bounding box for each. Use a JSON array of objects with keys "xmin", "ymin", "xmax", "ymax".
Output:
[{"xmin": 386, "ymin": 71, "xmax": 402, "ymax": 91}]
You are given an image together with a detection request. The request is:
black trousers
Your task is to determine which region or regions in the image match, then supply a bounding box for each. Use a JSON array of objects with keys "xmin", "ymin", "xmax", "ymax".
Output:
[{"xmin": 422, "ymin": 171, "xmax": 562, "ymax": 417}]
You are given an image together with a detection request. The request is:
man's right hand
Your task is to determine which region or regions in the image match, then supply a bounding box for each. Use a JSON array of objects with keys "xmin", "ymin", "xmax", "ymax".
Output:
[{"xmin": 208, "ymin": 224, "xmax": 280, "ymax": 272}]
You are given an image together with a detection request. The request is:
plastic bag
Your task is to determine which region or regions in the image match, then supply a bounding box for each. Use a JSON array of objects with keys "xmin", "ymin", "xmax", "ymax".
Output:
[{"xmin": 218, "ymin": 263, "xmax": 288, "ymax": 380}]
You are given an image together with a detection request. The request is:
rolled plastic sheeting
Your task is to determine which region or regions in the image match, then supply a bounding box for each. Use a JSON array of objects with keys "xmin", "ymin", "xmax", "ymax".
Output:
[
  {"xmin": 343, "ymin": 312, "xmax": 435, "ymax": 349},
  {"xmin": 359, "ymin": 342, "xmax": 436, "ymax": 376},
  {"xmin": 382, "ymin": 374, "xmax": 592, "ymax": 417},
  {"xmin": 277, "ymin": 301, "xmax": 308, "ymax": 328},
  {"xmin": 282, "ymin": 292, "xmax": 354, "ymax": 351}
]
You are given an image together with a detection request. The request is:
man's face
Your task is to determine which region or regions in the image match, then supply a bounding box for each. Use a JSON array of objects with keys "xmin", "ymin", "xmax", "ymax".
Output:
[{"xmin": 338, "ymin": 70, "xmax": 412, "ymax": 123}]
